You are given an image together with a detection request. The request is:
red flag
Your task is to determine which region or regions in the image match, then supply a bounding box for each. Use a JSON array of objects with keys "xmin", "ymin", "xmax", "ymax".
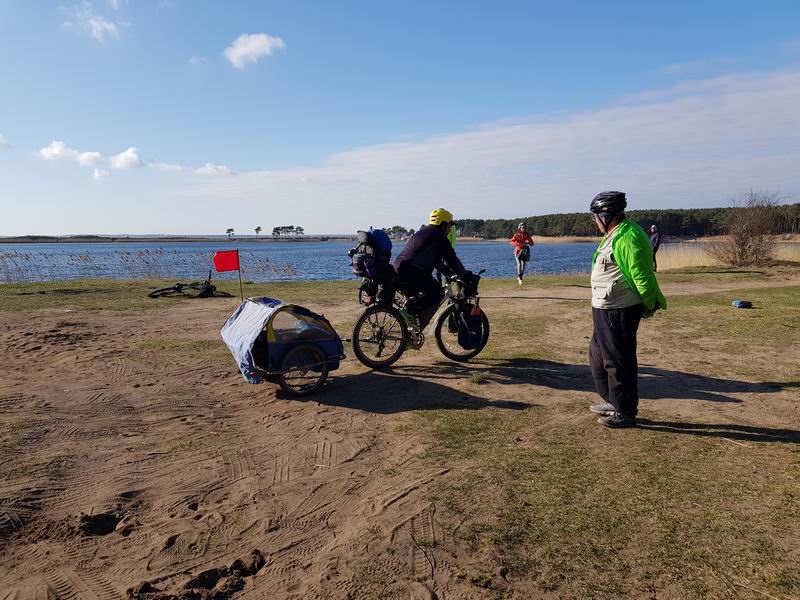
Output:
[{"xmin": 213, "ymin": 250, "xmax": 240, "ymax": 272}]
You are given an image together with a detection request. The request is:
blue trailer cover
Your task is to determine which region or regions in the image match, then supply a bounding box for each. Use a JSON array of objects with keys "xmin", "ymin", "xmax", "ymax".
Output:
[{"xmin": 220, "ymin": 297, "xmax": 283, "ymax": 384}]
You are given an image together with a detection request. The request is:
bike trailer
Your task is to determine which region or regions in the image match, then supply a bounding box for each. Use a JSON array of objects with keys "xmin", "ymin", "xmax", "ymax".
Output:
[{"xmin": 220, "ymin": 297, "xmax": 345, "ymax": 395}]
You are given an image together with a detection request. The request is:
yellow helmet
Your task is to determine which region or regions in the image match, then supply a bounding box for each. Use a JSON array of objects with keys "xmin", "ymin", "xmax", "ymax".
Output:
[{"xmin": 429, "ymin": 208, "xmax": 454, "ymax": 226}]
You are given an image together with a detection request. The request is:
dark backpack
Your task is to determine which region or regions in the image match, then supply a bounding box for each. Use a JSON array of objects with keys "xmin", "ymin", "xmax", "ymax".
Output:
[{"xmin": 348, "ymin": 229, "xmax": 392, "ymax": 278}]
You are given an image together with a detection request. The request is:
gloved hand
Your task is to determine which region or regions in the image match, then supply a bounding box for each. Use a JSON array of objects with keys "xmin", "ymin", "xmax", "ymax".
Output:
[{"xmin": 642, "ymin": 301, "xmax": 662, "ymax": 319}]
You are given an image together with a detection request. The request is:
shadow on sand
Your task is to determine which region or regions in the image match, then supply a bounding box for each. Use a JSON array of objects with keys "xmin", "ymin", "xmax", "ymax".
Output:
[
  {"xmin": 392, "ymin": 358, "xmax": 797, "ymax": 405},
  {"xmin": 635, "ymin": 419, "xmax": 800, "ymax": 444},
  {"xmin": 289, "ymin": 358, "xmax": 799, "ymax": 444},
  {"xmin": 278, "ymin": 368, "xmax": 532, "ymax": 414}
]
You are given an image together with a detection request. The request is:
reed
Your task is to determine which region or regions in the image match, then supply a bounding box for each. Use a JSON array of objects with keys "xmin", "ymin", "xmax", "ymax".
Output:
[
  {"xmin": 656, "ymin": 242, "xmax": 800, "ymax": 271},
  {"xmin": 656, "ymin": 244, "xmax": 720, "ymax": 270}
]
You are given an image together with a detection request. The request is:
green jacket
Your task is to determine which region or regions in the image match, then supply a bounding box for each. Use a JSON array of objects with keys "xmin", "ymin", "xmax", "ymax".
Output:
[{"xmin": 592, "ymin": 219, "xmax": 667, "ymax": 314}]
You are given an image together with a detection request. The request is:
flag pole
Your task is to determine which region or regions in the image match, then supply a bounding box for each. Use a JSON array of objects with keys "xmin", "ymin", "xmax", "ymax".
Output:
[{"xmin": 237, "ymin": 248, "xmax": 244, "ymax": 302}]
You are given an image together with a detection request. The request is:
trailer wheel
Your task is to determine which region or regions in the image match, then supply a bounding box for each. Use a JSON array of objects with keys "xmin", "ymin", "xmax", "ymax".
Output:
[{"xmin": 278, "ymin": 343, "xmax": 328, "ymax": 396}]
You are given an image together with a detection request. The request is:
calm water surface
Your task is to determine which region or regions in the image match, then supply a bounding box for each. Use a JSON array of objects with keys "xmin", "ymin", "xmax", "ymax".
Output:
[{"xmin": 0, "ymin": 240, "xmax": 598, "ymax": 283}]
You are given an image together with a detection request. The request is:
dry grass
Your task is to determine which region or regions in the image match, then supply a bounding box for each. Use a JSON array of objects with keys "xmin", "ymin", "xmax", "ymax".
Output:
[
  {"xmin": 411, "ymin": 281, "xmax": 800, "ymax": 597},
  {"xmin": 656, "ymin": 244, "xmax": 721, "ymax": 270},
  {"xmin": 657, "ymin": 242, "xmax": 800, "ymax": 271}
]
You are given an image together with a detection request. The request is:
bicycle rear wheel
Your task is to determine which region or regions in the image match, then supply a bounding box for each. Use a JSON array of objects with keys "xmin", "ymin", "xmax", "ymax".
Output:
[
  {"xmin": 352, "ymin": 305, "xmax": 409, "ymax": 369},
  {"xmin": 434, "ymin": 303, "xmax": 490, "ymax": 362}
]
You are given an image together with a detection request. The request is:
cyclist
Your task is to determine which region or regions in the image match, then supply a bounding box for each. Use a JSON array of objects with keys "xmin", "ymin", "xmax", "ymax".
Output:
[
  {"xmin": 587, "ymin": 191, "xmax": 666, "ymax": 428},
  {"xmin": 393, "ymin": 208, "xmax": 470, "ymax": 330},
  {"xmin": 509, "ymin": 222, "xmax": 534, "ymax": 285}
]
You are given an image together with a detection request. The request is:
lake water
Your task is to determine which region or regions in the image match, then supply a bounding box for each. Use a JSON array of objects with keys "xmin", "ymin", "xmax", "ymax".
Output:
[{"xmin": 0, "ymin": 240, "xmax": 598, "ymax": 283}]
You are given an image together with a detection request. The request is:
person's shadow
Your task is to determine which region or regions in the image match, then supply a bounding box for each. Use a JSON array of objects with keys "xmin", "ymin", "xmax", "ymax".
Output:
[
  {"xmin": 634, "ymin": 419, "xmax": 800, "ymax": 444},
  {"xmin": 375, "ymin": 359, "xmax": 800, "ymax": 444},
  {"xmin": 395, "ymin": 358, "xmax": 796, "ymax": 405}
]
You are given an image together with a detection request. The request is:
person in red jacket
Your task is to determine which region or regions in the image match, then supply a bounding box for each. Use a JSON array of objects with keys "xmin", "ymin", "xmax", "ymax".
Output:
[{"xmin": 509, "ymin": 222, "xmax": 534, "ymax": 285}]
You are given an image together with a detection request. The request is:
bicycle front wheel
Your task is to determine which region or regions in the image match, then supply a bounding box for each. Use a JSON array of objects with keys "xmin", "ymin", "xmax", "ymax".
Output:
[
  {"xmin": 352, "ymin": 305, "xmax": 409, "ymax": 369},
  {"xmin": 434, "ymin": 303, "xmax": 490, "ymax": 362}
]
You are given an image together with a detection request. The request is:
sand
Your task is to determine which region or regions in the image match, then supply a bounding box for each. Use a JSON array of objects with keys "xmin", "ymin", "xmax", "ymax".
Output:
[{"xmin": 1, "ymin": 275, "xmax": 798, "ymax": 599}]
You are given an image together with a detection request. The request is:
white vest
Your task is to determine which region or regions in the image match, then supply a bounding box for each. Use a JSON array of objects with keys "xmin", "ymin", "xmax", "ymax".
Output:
[{"xmin": 591, "ymin": 230, "xmax": 642, "ymax": 310}]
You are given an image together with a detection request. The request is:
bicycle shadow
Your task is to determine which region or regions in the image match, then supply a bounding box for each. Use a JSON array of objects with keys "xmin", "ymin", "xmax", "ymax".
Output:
[
  {"xmin": 389, "ymin": 359, "xmax": 796, "ymax": 404},
  {"xmin": 299, "ymin": 368, "xmax": 533, "ymax": 414}
]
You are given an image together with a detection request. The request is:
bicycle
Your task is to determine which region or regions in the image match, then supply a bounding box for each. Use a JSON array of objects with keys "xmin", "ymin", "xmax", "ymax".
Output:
[
  {"xmin": 147, "ymin": 271, "xmax": 230, "ymax": 299},
  {"xmin": 351, "ymin": 269, "xmax": 490, "ymax": 369}
]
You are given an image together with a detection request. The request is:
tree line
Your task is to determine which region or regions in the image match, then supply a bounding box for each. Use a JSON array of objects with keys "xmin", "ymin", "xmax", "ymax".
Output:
[{"xmin": 455, "ymin": 203, "xmax": 800, "ymax": 239}]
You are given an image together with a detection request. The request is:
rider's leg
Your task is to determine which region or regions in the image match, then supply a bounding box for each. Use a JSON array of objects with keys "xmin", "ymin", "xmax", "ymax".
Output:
[
  {"xmin": 415, "ymin": 276, "xmax": 445, "ymax": 329},
  {"xmin": 399, "ymin": 267, "xmax": 444, "ymax": 328}
]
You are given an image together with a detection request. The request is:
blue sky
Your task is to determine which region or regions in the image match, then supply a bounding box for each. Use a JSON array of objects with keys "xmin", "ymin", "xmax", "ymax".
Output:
[{"xmin": 1, "ymin": 1, "xmax": 799, "ymax": 235}]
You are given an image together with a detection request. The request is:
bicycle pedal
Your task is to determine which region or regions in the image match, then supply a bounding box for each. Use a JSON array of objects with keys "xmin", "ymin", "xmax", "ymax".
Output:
[{"xmin": 408, "ymin": 332, "xmax": 425, "ymax": 349}]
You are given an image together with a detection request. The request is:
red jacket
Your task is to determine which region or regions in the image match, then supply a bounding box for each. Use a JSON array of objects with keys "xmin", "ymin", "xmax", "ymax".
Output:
[{"xmin": 509, "ymin": 231, "xmax": 534, "ymax": 251}]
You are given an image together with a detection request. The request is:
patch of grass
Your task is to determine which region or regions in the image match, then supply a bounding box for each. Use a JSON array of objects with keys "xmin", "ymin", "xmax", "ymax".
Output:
[
  {"xmin": 0, "ymin": 278, "xmax": 358, "ymax": 312},
  {"xmin": 768, "ymin": 567, "xmax": 800, "ymax": 594},
  {"xmin": 659, "ymin": 286, "xmax": 800, "ymax": 350},
  {"xmin": 480, "ymin": 275, "xmax": 589, "ymax": 292},
  {"xmin": 469, "ymin": 372, "xmax": 488, "ymax": 385},
  {"xmin": 410, "ymin": 307, "xmax": 800, "ymax": 599},
  {"xmin": 467, "ymin": 573, "xmax": 494, "ymax": 588}
]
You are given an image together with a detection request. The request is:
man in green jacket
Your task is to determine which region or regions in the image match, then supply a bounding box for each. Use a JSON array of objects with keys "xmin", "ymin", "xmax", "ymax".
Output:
[{"xmin": 588, "ymin": 191, "xmax": 666, "ymax": 428}]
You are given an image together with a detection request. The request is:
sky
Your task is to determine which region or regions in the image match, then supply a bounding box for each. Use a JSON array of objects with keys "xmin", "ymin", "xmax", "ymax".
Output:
[{"xmin": 1, "ymin": 1, "xmax": 799, "ymax": 235}]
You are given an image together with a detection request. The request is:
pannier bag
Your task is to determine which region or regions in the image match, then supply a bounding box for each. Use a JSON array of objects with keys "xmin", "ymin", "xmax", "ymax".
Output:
[{"xmin": 456, "ymin": 308, "xmax": 484, "ymax": 350}]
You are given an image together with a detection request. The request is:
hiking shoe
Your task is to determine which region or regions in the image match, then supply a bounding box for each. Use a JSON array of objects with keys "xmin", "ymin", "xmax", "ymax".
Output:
[
  {"xmin": 399, "ymin": 308, "xmax": 420, "ymax": 332},
  {"xmin": 590, "ymin": 402, "xmax": 615, "ymax": 415},
  {"xmin": 598, "ymin": 412, "xmax": 637, "ymax": 428},
  {"xmin": 517, "ymin": 277, "xmax": 523, "ymax": 285}
]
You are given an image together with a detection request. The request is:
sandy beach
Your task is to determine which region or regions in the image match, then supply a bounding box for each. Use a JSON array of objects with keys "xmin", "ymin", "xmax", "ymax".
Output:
[{"xmin": 1, "ymin": 270, "xmax": 799, "ymax": 598}]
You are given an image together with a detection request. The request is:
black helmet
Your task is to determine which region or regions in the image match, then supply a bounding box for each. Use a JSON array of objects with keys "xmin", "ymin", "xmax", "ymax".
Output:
[{"xmin": 590, "ymin": 191, "xmax": 627, "ymax": 215}]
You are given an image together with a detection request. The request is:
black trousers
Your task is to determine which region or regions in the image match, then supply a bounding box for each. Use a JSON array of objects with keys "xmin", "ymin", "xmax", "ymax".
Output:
[
  {"xmin": 589, "ymin": 305, "xmax": 644, "ymax": 418},
  {"xmin": 396, "ymin": 264, "xmax": 444, "ymax": 326}
]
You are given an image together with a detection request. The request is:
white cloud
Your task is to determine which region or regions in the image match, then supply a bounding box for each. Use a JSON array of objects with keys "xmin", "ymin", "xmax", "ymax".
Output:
[
  {"xmin": 37, "ymin": 140, "xmax": 108, "ymax": 179},
  {"xmin": 78, "ymin": 151, "xmax": 103, "ymax": 166},
  {"xmin": 62, "ymin": 2, "xmax": 122, "ymax": 42},
  {"xmin": 189, "ymin": 56, "xmax": 209, "ymax": 66},
  {"xmin": 92, "ymin": 168, "xmax": 110, "ymax": 181},
  {"xmin": 106, "ymin": 0, "xmax": 125, "ymax": 9},
  {"xmin": 223, "ymin": 33, "xmax": 285, "ymax": 69},
  {"xmin": 36, "ymin": 139, "xmax": 226, "ymax": 178},
  {"xmin": 148, "ymin": 161, "xmax": 188, "ymax": 173},
  {"xmin": 187, "ymin": 66, "xmax": 800, "ymax": 232},
  {"xmin": 0, "ymin": 134, "xmax": 9, "ymax": 149},
  {"xmin": 111, "ymin": 147, "xmax": 144, "ymax": 169},
  {"xmin": 195, "ymin": 163, "xmax": 232, "ymax": 176},
  {"xmin": 38, "ymin": 140, "xmax": 79, "ymax": 160}
]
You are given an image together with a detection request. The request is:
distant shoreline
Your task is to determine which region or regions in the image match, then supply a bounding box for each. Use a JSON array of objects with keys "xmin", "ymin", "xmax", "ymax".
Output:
[
  {"xmin": 0, "ymin": 234, "xmax": 604, "ymax": 244},
  {"xmin": 5, "ymin": 234, "xmax": 795, "ymax": 245},
  {"xmin": 0, "ymin": 235, "xmax": 350, "ymax": 244}
]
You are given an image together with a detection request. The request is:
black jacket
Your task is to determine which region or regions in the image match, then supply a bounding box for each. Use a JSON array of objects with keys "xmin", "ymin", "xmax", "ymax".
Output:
[
  {"xmin": 650, "ymin": 231, "xmax": 662, "ymax": 253},
  {"xmin": 393, "ymin": 225, "xmax": 467, "ymax": 278}
]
